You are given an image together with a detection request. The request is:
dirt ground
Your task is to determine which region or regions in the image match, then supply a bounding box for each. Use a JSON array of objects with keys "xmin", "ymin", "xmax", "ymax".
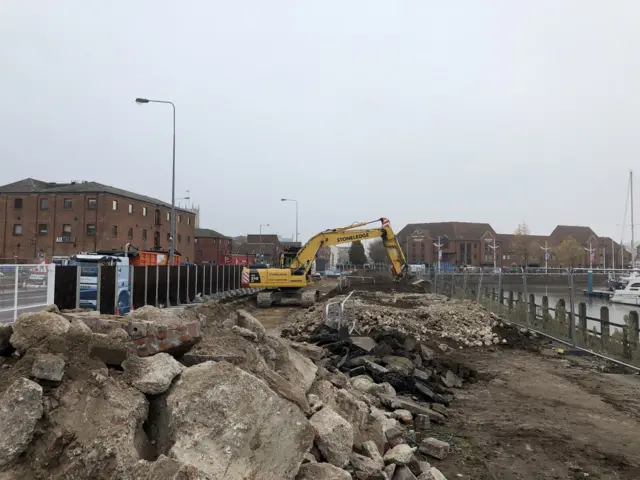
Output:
[{"xmin": 249, "ymin": 277, "xmax": 640, "ymax": 480}]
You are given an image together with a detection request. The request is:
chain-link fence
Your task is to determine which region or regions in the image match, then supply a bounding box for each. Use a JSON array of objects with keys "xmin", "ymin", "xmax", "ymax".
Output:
[
  {"xmin": 0, "ymin": 264, "xmax": 55, "ymax": 323},
  {"xmin": 427, "ymin": 267, "xmax": 640, "ymax": 368}
]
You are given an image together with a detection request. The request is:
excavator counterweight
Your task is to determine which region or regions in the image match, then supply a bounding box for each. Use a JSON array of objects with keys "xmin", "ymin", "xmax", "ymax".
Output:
[{"xmin": 242, "ymin": 218, "xmax": 409, "ymax": 308}]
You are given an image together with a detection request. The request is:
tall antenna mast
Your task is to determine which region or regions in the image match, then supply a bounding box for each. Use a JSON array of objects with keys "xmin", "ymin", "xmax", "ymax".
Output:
[{"xmin": 631, "ymin": 170, "xmax": 635, "ymax": 267}]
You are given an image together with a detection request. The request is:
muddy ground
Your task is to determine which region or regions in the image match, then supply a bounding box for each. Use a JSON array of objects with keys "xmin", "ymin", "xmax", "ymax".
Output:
[{"xmin": 250, "ymin": 276, "xmax": 640, "ymax": 480}]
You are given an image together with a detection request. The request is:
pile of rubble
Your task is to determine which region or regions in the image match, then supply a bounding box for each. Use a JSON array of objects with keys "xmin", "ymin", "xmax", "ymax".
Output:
[
  {"xmin": 283, "ymin": 292, "xmax": 505, "ymax": 347},
  {"xmin": 0, "ymin": 294, "xmax": 474, "ymax": 480}
]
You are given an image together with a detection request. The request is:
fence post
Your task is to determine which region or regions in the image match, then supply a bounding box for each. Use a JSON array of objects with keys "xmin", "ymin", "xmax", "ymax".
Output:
[
  {"xmin": 568, "ymin": 271, "xmax": 576, "ymax": 346},
  {"xmin": 508, "ymin": 291, "xmax": 514, "ymax": 310},
  {"xmin": 578, "ymin": 302, "xmax": 588, "ymax": 345},
  {"xmin": 194, "ymin": 265, "xmax": 198, "ymax": 300},
  {"xmin": 529, "ymin": 293, "xmax": 536, "ymax": 325},
  {"xmin": 628, "ymin": 311, "xmax": 639, "ymax": 354},
  {"xmin": 96, "ymin": 264, "xmax": 102, "ymax": 313},
  {"xmin": 202, "ymin": 265, "xmax": 206, "ymax": 297},
  {"xmin": 216, "ymin": 266, "xmax": 220, "ymax": 294},
  {"xmin": 499, "ymin": 288, "xmax": 504, "ymax": 305},
  {"xmin": 209, "ymin": 265, "xmax": 213, "ymax": 295},
  {"xmin": 178, "ymin": 265, "xmax": 183, "ymax": 305},
  {"xmin": 144, "ymin": 266, "xmax": 149, "ymax": 306},
  {"xmin": 13, "ymin": 265, "xmax": 19, "ymax": 322},
  {"xmin": 154, "ymin": 266, "xmax": 159, "ymax": 307},
  {"xmin": 556, "ymin": 299, "xmax": 566, "ymax": 336},
  {"xmin": 75, "ymin": 265, "xmax": 82, "ymax": 310},
  {"xmin": 166, "ymin": 265, "xmax": 171, "ymax": 307},
  {"xmin": 542, "ymin": 295, "xmax": 550, "ymax": 327},
  {"xmin": 600, "ymin": 306, "xmax": 610, "ymax": 350}
]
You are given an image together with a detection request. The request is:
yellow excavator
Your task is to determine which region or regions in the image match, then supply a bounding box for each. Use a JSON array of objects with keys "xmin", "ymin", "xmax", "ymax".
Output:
[{"xmin": 241, "ymin": 217, "xmax": 409, "ymax": 307}]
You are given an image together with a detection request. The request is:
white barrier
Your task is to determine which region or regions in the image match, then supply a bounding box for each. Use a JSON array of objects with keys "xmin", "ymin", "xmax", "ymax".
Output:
[{"xmin": 0, "ymin": 264, "xmax": 55, "ymax": 323}]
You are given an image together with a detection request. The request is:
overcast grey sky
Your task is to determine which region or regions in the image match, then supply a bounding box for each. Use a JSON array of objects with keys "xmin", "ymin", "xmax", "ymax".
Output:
[{"xmin": 2, "ymin": 1, "xmax": 640, "ymax": 242}]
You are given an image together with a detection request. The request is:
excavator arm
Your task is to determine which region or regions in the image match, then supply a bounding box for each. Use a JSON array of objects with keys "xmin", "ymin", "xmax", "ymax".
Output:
[{"xmin": 288, "ymin": 217, "xmax": 408, "ymax": 279}]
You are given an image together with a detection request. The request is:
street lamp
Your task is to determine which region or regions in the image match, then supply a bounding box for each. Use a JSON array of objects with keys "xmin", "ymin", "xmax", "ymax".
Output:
[
  {"xmin": 136, "ymin": 97, "xmax": 177, "ymax": 265},
  {"xmin": 259, "ymin": 224, "xmax": 270, "ymax": 256},
  {"xmin": 280, "ymin": 198, "xmax": 299, "ymax": 243}
]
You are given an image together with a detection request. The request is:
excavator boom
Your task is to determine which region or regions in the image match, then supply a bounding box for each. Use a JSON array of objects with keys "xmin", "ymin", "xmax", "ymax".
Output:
[{"xmin": 242, "ymin": 218, "xmax": 409, "ymax": 307}]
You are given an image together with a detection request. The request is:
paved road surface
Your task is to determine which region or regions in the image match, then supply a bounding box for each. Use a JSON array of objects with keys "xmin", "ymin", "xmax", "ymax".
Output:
[{"xmin": 0, "ymin": 288, "xmax": 49, "ymax": 323}]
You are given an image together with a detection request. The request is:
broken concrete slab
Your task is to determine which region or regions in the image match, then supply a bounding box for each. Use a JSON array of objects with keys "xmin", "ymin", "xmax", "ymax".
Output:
[
  {"xmin": 419, "ymin": 437, "xmax": 450, "ymax": 460},
  {"xmin": 289, "ymin": 341, "xmax": 327, "ymax": 361},
  {"xmin": 381, "ymin": 356, "xmax": 414, "ymax": 375},
  {"xmin": 349, "ymin": 452, "xmax": 385, "ymax": 478},
  {"xmin": 0, "ymin": 378, "xmax": 43, "ymax": 469},
  {"xmin": 123, "ymin": 352, "xmax": 185, "ymax": 395},
  {"xmin": 350, "ymin": 336, "xmax": 377, "ymax": 352},
  {"xmin": 31, "ymin": 353, "xmax": 65, "ymax": 382},
  {"xmin": 428, "ymin": 466, "xmax": 448, "ymax": 480},
  {"xmin": 309, "ymin": 407, "xmax": 354, "ymax": 468},
  {"xmin": 296, "ymin": 462, "xmax": 352, "ymax": 479},
  {"xmin": 378, "ymin": 395, "xmax": 445, "ymax": 424},
  {"xmin": 383, "ymin": 444, "xmax": 416, "ymax": 466},
  {"xmin": 10, "ymin": 311, "xmax": 70, "ymax": 354},
  {"xmin": 236, "ymin": 309, "xmax": 267, "ymax": 342},
  {"xmin": 231, "ymin": 325, "xmax": 258, "ymax": 342},
  {"xmin": 164, "ymin": 361, "xmax": 314, "ymax": 480},
  {"xmin": 394, "ymin": 465, "xmax": 419, "ymax": 479},
  {"xmin": 441, "ymin": 370, "xmax": 462, "ymax": 388}
]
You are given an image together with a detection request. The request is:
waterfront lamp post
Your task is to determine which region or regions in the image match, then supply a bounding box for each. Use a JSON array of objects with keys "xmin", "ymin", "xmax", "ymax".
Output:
[
  {"xmin": 280, "ymin": 198, "xmax": 299, "ymax": 243},
  {"xmin": 585, "ymin": 242, "xmax": 595, "ymax": 269},
  {"xmin": 540, "ymin": 241, "xmax": 551, "ymax": 273},
  {"xmin": 488, "ymin": 238, "xmax": 500, "ymax": 270},
  {"xmin": 259, "ymin": 223, "xmax": 270, "ymax": 258},
  {"xmin": 433, "ymin": 236, "xmax": 444, "ymax": 272},
  {"xmin": 135, "ymin": 97, "xmax": 177, "ymax": 265}
]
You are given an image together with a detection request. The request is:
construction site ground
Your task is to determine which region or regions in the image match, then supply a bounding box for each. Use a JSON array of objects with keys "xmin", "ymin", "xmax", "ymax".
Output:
[{"xmin": 250, "ymin": 275, "xmax": 640, "ymax": 480}]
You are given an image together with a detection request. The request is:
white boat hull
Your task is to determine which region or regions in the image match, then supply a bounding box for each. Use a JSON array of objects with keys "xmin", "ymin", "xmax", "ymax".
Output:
[{"xmin": 610, "ymin": 292, "xmax": 640, "ymax": 306}]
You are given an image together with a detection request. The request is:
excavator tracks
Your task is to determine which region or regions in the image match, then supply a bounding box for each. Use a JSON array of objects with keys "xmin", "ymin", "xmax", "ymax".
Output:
[{"xmin": 256, "ymin": 289, "xmax": 319, "ymax": 308}]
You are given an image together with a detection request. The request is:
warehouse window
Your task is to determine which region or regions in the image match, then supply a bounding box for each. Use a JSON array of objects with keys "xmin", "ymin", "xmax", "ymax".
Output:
[
  {"xmin": 38, "ymin": 224, "xmax": 48, "ymax": 236},
  {"xmin": 142, "ymin": 229, "xmax": 147, "ymax": 241},
  {"xmin": 13, "ymin": 224, "xmax": 22, "ymax": 236},
  {"xmin": 142, "ymin": 207, "xmax": 147, "ymax": 217},
  {"xmin": 40, "ymin": 198, "xmax": 48, "ymax": 210},
  {"xmin": 62, "ymin": 224, "xmax": 72, "ymax": 236},
  {"xmin": 112, "ymin": 225, "xmax": 118, "ymax": 237},
  {"xmin": 13, "ymin": 198, "xmax": 23, "ymax": 209},
  {"xmin": 88, "ymin": 198, "xmax": 97, "ymax": 210},
  {"xmin": 128, "ymin": 227, "xmax": 133, "ymax": 239},
  {"xmin": 86, "ymin": 224, "xmax": 96, "ymax": 236},
  {"xmin": 112, "ymin": 200, "xmax": 118, "ymax": 211},
  {"xmin": 128, "ymin": 204, "xmax": 133, "ymax": 215},
  {"xmin": 63, "ymin": 198, "xmax": 72, "ymax": 209}
]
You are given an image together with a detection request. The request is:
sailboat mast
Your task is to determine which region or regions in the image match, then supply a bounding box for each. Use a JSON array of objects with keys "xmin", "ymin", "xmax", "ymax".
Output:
[{"xmin": 631, "ymin": 170, "xmax": 635, "ymax": 267}]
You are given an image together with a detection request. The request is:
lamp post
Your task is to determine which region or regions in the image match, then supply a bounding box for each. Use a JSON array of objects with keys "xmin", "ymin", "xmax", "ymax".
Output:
[
  {"xmin": 259, "ymin": 224, "xmax": 270, "ymax": 260},
  {"xmin": 433, "ymin": 236, "xmax": 443, "ymax": 272},
  {"xmin": 280, "ymin": 198, "xmax": 298, "ymax": 243},
  {"xmin": 488, "ymin": 238, "xmax": 500, "ymax": 270},
  {"xmin": 585, "ymin": 242, "xmax": 595, "ymax": 269},
  {"xmin": 136, "ymin": 97, "xmax": 176, "ymax": 265},
  {"xmin": 540, "ymin": 241, "xmax": 551, "ymax": 273}
]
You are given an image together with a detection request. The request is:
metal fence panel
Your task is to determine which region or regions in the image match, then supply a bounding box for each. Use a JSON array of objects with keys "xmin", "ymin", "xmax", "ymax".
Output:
[
  {"xmin": 431, "ymin": 268, "xmax": 640, "ymax": 369},
  {"xmin": 0, "ymin": 264, "xmax": 56, "ymax": 323}
]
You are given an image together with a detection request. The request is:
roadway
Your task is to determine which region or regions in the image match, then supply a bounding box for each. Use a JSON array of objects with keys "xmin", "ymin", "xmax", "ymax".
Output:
[{"xmin": 0, "ymin": 287, "xmax": 49, "ymax": 324}]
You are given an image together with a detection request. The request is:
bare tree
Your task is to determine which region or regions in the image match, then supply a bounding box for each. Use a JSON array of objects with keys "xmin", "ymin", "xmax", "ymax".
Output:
[
  {"xmin": 367, "ymin": 239, "xmax": 389, "ymax": 264},
  {"xmin": 553, "ymin": 237, "xmax": 584, "ymax": 267},
  {"xmin": 512, "ymin": 222, "xmax": 534, "ymax": 267}
]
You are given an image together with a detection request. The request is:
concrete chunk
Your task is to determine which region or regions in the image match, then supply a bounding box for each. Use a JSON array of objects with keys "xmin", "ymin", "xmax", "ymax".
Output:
[
  {"xmin": 31, "ymin": 353, "xmax": 65, "ymax": 382},
  {"xmin": 0, "ymin": 378, "xmax": 43, "ymax": 468},
  {"xmin": 419, "ymin": 437, "xmax": 450, "ymax": 460},
  {"xmin": 309, "ymin": 407, "xmax": 354, "ymax": 468},
  {"xmin": 383, "ymin": 444, "xmax": 416, "ymax": 466},
  {"xmin": 296, "ymin": 462, "xmax": 351, "ymax": 479},
  {"xmin": 10, "ymin": 311, "xmax": 70, "ymax": 354},
  {"xmin": 123, "ymin": 352, "xmax": 185, "ymax": 395}
]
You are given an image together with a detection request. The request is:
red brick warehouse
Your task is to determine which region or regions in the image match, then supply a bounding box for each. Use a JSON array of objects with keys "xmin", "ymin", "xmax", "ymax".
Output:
[{"xmin": 0, "ymin": 178, "xmax": 196, "ymax": 262}]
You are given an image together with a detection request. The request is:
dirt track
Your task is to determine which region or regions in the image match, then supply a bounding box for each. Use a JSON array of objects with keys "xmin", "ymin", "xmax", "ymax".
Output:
[{"xmin": 251, "ymin": 273, "xmax": 640, "ymax": 480}]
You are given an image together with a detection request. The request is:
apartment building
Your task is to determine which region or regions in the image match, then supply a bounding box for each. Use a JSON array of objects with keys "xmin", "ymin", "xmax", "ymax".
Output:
[{"xmin": 0, "ymin": 178, "xmax": 196, "ymax": 262}]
